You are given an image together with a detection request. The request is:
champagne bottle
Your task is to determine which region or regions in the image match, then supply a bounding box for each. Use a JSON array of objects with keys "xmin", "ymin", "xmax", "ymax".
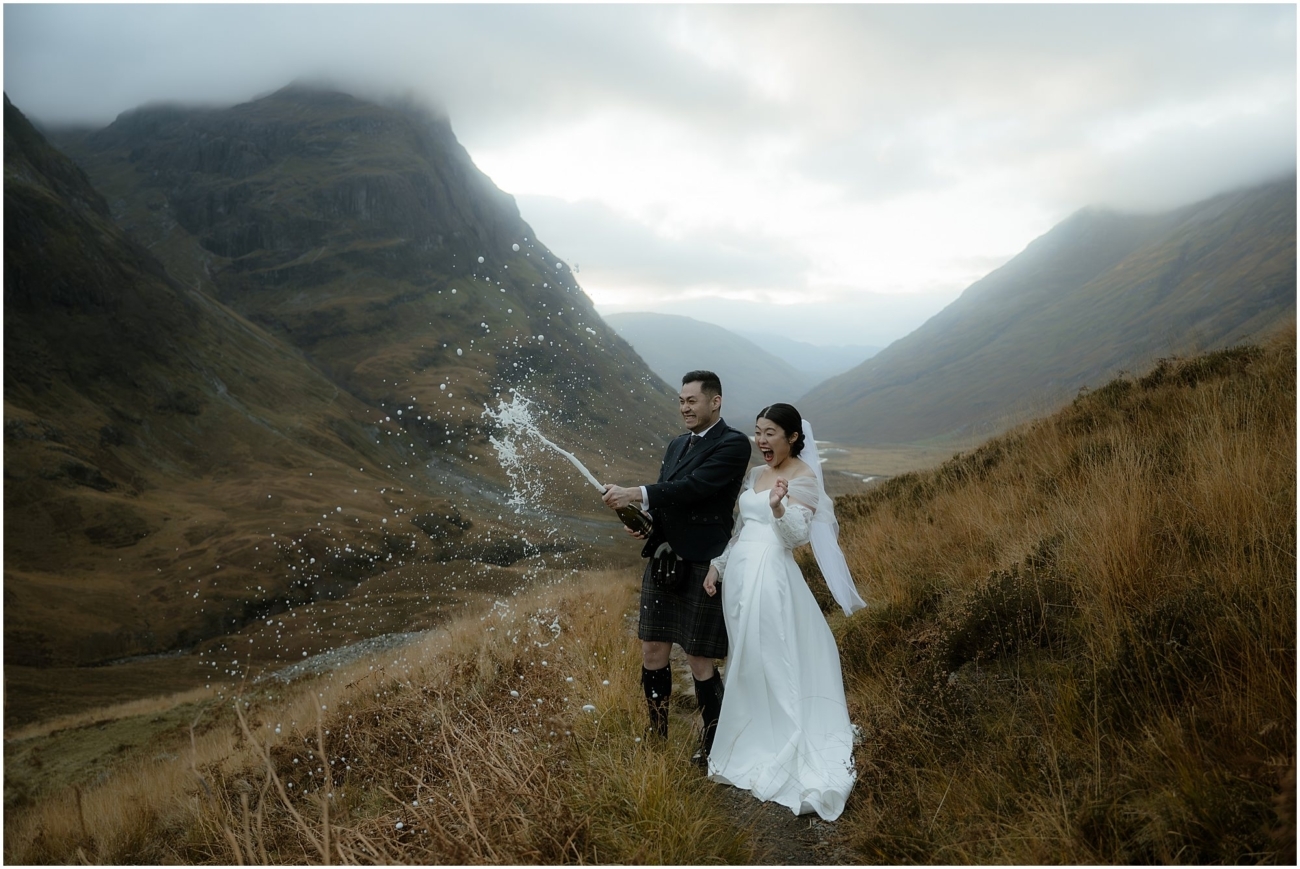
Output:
[{"xmin": 614, "ymin": 504, "xmax": 653, "ymax": 536}]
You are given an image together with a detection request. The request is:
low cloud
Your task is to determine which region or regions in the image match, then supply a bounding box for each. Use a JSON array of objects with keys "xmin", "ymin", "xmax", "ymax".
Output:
[
  {"xmin": 516, "ymin": 195, "xmax": 808, "ymax": 294},
  {"xmin": 5, "ymin": 4, "xmax": 1293, "ymax": 347}
]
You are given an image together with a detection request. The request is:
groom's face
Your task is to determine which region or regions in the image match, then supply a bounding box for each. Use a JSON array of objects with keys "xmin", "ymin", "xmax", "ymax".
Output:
[{"xmin": 679, "ymin": 381, "xmax": 722, "ymax": 433}]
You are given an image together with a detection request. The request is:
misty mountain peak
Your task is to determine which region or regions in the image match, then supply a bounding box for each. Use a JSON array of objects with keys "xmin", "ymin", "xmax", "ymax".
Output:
[{"xmin": 803, "ymin": 176, "xmax": 1296, "ymax": 443}]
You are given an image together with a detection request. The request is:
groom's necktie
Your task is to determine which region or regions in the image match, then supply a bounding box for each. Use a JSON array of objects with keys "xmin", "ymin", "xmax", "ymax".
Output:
[{"xmin": 685, "ymin": 434, "xmax": 698, "ymax": 455}]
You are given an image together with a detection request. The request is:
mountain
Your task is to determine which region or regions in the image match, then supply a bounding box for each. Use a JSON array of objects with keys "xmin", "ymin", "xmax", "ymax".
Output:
[
  {"xmin": 802, "ymin": 176, "xmax": 1297, "ymax": 444},
  {"xmin": 734, "ymin": 331, "xmax": 880, "ymax": 381},
  {"xmin": 5, "ymin": 87, "xmax": 676, "ymax": 720},
  {"xmin": 5, "ymin": 91, "xmax": 409, "ymax": 672},
  {"xmin": 603, "ymin": 311, "xmax": 818, "ymax": 427},
  {"xmin": 49, "ymin": 85, "xmax": 672, "ymax": 449}
]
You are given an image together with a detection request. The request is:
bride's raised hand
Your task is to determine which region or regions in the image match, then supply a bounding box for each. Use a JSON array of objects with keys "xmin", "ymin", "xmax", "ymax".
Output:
[{"xmin": 769, "ymin": 477, "xmax": 788, "ymax": 514}]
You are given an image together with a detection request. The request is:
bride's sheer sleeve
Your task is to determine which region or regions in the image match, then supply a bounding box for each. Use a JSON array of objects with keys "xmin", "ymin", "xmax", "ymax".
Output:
[
  {"xmin": 773, "ymin": 475, "xmax": 821, "ymax": 550},
  {"xmin": 709, "ymin": 467, "xmax": 759, "ymax": 578}
]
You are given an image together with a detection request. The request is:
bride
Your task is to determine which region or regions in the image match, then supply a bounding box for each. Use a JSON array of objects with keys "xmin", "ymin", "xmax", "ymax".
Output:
[{"xmin": 702, "ymin": 403, "xmax": 866, "ymax": 821}]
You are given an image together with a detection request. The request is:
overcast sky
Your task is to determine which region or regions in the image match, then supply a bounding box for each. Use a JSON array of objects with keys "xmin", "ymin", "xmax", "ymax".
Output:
[{"xmin": 5, "ymin": 3, "xmax": 1295, "ymax": 346}]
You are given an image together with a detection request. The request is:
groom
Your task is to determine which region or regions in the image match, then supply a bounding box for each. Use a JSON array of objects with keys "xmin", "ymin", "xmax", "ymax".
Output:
[{"xmin": 603, "ymin": 370, "xmax": 751, "ymax": 764}]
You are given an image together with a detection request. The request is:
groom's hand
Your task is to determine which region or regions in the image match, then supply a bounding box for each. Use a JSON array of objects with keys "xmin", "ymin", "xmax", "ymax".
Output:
[{"xmin": 602, "ymin": 484, "xmax": 639, "ymax": 510}]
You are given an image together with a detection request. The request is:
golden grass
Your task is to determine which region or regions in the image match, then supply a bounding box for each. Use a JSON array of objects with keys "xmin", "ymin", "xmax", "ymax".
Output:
[
  {"xmin": 4, "ymin": 706, "xmax": 243, "ymax": 863},
  {"xmin": 7, "ymin": 687, "xmax": 216, "ymax": 743},
  {"xmin": 828, "ymin": 326, "xmax": 1296, "ymax": 863},
  {"xmin": 6, "ymin": 329, "xmax": 1294, "ymax": 864},
  {"xmin": 5, "ymin": 571, "xmax": 754, "ymax": 864}
]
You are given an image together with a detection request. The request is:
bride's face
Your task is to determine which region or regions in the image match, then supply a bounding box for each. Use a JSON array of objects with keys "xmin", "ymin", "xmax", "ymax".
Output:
[{"xmin": 754, "ymin": 417, "xmax": 797, "ymax": 466}]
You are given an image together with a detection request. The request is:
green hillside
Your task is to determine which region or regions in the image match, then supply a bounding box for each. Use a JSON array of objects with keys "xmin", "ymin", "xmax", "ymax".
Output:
[
  {"xmin": 803, "ymin": 176, "xmax": 1297, "ymax": 444},
  {"xmin": 5, "ymin": 92, "xmax": 414, "ymax": 672},
  {"xmin": 4, "ymin": 88, "xmax": 676, "ymax": 726}
]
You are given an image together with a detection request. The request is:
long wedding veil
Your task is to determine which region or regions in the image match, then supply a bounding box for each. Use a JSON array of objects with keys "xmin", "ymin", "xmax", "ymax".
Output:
[{"xmin": 802, "ymin": 420, "xmax": 868, "ymax": 616}]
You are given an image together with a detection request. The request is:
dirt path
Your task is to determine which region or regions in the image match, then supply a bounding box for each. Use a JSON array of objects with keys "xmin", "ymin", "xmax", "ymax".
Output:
[
  {"xmin": 713, "ymin": 778, "xmax": 859, "ymax": 864},
  {"xmin": 663, "ymin": 649, "xmax": 858, "ymax": 865},
  {"xmin": 622, "ymin": 600, "xmax": 858, "ymax": 864}
]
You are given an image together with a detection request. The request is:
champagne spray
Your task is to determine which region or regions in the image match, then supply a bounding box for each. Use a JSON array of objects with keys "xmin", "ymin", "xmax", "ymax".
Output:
[{"xmin": 485, "ymin": 395, "xmax": 653, "ymax": 535}]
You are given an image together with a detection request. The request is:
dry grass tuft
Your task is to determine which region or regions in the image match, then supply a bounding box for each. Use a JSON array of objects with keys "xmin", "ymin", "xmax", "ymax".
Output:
[
  {"xmin": 4, "ymin": 710, "xmax": 241, "ymax": 864},
  {"xmin": 6, "ymin": 329, "xmax": 1292, "ymax": 865},
  {"xmin": 6, "ymin": 571, "xmax": 754, "ymax": 864},
  {"xmin": 830, "ymin": 326, "xmax": 1296, "ymax": 863}
]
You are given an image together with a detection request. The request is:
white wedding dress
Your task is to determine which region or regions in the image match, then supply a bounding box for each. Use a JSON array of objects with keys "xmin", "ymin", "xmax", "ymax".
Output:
[{"xmin": 707, "ymin": 467, "xmax": 857, "ymax": 821}]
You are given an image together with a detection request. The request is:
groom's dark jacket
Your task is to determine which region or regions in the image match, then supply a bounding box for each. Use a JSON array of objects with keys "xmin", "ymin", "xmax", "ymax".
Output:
[{"xmin": 641, "ymin": 419, "xmax": 752, "ymax": 564}]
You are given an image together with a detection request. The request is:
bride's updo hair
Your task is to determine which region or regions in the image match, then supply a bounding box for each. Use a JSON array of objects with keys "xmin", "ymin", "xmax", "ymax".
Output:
[{"xmin": 756, "ymin": 403, "xmax": 804, "ymax": 458}]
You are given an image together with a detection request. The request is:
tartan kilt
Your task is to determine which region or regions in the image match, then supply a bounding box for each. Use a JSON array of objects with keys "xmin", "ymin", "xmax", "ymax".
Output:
[{"xmin": 637, "ymin": 559, "xmax": 729, "ymax": 659}]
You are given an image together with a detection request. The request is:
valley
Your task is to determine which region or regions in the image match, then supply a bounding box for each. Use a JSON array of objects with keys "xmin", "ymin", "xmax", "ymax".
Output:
[
  {"xmin": 3, "ymin": 75, "xmax": 1293, "ymax": 865},
  {"xmin": 4, "ymin": 86, "xmax": 679, "ymax": 730},
  {"xmin": 5, "ymin": 328, "xmax": 1292, "ymax": 863},
  {"xmin": 816, "ymin": 440, "xmax": 970, "ymax": 491},
  {"xmin": 5, "ymin": 432, "xmax": 917, "ymax": 729}
]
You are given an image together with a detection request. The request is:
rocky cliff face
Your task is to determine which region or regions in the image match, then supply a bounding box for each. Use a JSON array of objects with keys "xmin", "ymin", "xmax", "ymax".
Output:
[
  {"xmin": 86, "ymin": 87, "xmax": 519, "ymax": 270},
  {"xmin": 55, "ymin": 85, "xmax": 665, "ymax": 443}
]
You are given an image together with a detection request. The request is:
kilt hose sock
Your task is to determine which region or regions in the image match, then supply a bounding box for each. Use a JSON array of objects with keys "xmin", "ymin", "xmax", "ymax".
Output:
[
  {"xmin": 693, "ymin": 672, "xmax": 724, "ymax": 759},
  {"xmin": 642, "ymin": 664, "xmax": 672, "ymax": 738}
]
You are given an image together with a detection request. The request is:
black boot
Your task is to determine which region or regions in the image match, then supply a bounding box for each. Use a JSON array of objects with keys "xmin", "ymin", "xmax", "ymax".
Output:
[
  {"xmin": 642, "ymin": 665, "xmax": 672, "ymax": 739},
  {"xmin": 693, "ymin": 672, "xmax": 724, "ymax": 767}
]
